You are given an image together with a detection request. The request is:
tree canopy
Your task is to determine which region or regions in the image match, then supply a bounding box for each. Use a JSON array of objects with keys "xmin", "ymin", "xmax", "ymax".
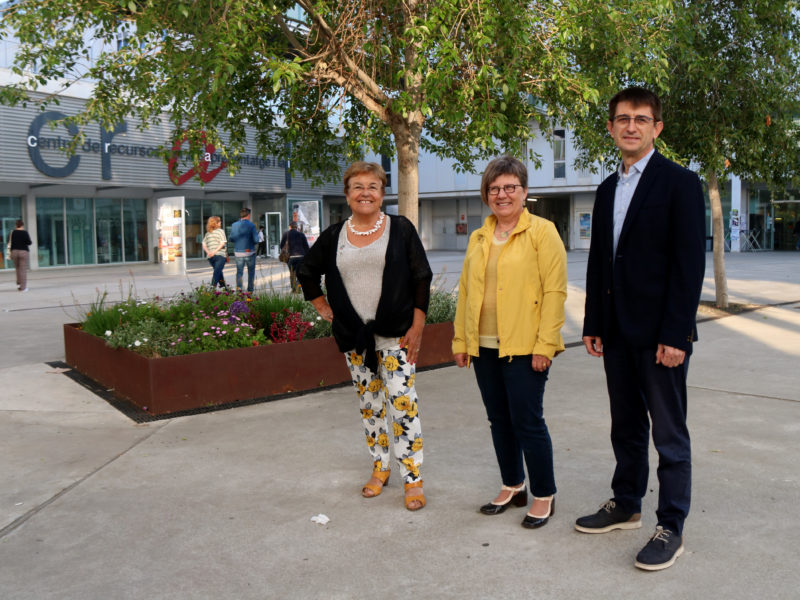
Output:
[
  {"xmin": 662, "ymin": 1, "xmax": 800, "ymax": 306},
  {"xmin": 569, "ymin": 0, "xmax": 800, "ymax": 306},
  {"xmin": 1, "ymin": 0, "xmax": 674, "ymax": 225}
]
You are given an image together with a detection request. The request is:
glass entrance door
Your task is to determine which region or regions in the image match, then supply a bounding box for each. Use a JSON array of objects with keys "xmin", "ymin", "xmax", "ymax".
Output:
[
  {"xmin": 265, "ymin": 212, "xmax": 282, "ymax": 258},
  {"xmin": 773, "ymin": 202, "xmax": 800, "ymax": 250}
]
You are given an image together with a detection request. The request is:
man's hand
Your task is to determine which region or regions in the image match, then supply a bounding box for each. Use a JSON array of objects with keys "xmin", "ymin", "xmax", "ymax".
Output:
[
  {"xmin": 656, "ymin": 344, "xmax": 685, "ymax": 368},
  {"xmin": 583, "ymin": 335, "xmax": 604, "ymax": 357}
]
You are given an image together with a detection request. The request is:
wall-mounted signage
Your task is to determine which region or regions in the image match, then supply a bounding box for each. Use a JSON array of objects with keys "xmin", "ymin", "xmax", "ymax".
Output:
[{"xmin": 25, "ymin": 111, "xmax": 285, "ymax": 184}]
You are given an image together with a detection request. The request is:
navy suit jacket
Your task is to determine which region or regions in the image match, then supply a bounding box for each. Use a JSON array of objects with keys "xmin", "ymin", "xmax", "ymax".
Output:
[{"xmin": 583, "ymin": 152, "xmax": 706, "ymax": 353}]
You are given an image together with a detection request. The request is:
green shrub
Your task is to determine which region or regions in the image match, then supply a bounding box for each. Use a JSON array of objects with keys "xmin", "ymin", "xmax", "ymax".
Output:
[
  {"xmin": 426, "ymin": 287, "xmax": 457, "ymax": 324},
  {"xmin": 80, "ymin": 282, "xmax": 456, "ymax": 357}
]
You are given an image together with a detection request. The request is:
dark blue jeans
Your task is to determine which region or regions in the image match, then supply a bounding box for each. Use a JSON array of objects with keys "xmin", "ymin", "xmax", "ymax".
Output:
[
  {"xmin": 208, "ymin": 255, "xmax": 227, "ymax": 288},
  {"xmin": 288, "ymin": 256, "xmax": 303, "ymax": 292},
  {"xmin": 235, "ymin": 254, "xmax": 256, "ymax": 292},
  {"xmin": 603, "ymin": 342, "xmax": 691, "ymax": 535},
  {"xmin": 472, "ymin": 348, "xmax": 556, "ymax": 497}
]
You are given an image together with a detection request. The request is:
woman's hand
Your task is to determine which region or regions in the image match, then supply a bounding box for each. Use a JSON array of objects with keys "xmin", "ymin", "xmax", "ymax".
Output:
[
  {"xmin": 311, "ymin": 296, "xmax": 334, "ymax": 322},
  {"xmin": 454, "ymin": 353, "xmax": 469, "ymax": 368},
  {"xmin": 531, "ymin": 354, "xmax": 551, "ymax": 372},
  {"xmin": 400, "ymin": 308, "xmax": 426, "ymax": 364}
]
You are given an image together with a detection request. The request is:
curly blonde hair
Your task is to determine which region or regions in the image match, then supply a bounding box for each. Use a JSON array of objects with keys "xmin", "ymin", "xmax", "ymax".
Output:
[{"xmin": 206, "ymin": 215, "xmax": 221, "ymax": 233}]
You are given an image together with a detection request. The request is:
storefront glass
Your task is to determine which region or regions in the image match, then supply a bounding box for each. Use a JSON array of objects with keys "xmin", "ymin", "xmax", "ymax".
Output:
[
  {"xmin": 185, "ymin": 198, "xmax": 203, "ymax": 258},
  {"xmin": 66, "ymin": 198, "xmax": 95, "ymax": 265},
  {"xmin": 772, "ymin": 198, "xmax": 800, "ymax": 251},
  {"xmin": 180, "ymin": 199, "xmax": 242, "ymax": 259},
  {"xmin": 749, "ymin": 190, "xmax": 774, "ymax": 250},
  {"xmin": 36, "ymin": 197, "xmax": 147, "ymax": 266},
  {"xmin": 1, "ymin": 196, "xmax": 22, "ymax": 270},
  {"xmin": 36, "ymin": 198, "xmax": 66, "ymax": 267},
  {"xmin": 95, "ymin": 198, "xmax": 123, "ymax": 263},
  {"xmin": 122, "ymin": 198, "xmax": 148, "ymax": 261}
]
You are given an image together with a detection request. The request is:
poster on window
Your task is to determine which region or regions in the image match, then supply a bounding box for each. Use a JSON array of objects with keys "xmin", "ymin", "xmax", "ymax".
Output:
[
  {"xmin": 156, "ymin": 196, "xmax": 186, "ymax": 275},
  {"xmin": 291, "ymin": 200, "xmax": 321, "ymax": 245},
  {"xmin": 730, "ymin": 209, "xmax": 740, "ymax": 241},
  {"xmin": 579, "ymin": 212, "xmax": 592, "ymax": 239}
]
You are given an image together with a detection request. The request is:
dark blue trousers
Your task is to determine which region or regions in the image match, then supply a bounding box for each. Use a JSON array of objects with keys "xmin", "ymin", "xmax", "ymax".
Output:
[
  {"xmin": 472, "ymin": 348, "xmax": 556, "ymax": 497},
  {"xmin": 603, "ymin": 342, "xmax": 691, "ymax": 535},
  {"xmin": 208, "ymin": 255, "xmax": 227, "ymax": 288}
]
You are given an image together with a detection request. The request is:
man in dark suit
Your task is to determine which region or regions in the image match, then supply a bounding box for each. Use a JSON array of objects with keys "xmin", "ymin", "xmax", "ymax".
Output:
[{"xmin": 575, "ymin": 87, "xmax": 706, "ymax": 571}]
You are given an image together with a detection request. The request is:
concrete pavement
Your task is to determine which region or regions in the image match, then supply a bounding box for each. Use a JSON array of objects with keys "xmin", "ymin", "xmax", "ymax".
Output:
[{"xmin": 0, "ymin": 251, "xmax": 799, "ymax": 599}]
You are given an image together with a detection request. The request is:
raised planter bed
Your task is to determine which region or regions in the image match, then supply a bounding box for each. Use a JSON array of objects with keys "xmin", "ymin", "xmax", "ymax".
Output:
[{"xmin": 64, "ymin": 322, "xmax": 455, "ymax": 417}]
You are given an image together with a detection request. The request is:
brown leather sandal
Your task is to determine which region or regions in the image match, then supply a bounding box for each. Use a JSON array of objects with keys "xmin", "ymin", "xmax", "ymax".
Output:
[
  {"xmin": 362, "ymin": 469, "xmax": 390, "ymax": 498},
  {"xmin": 404, "ymin": 480, "xmax": 426, "ymax": 511}
]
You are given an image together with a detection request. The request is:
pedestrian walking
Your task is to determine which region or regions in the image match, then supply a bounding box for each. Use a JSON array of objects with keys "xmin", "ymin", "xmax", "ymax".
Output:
[
  {"xmin": 202, "ymin": 216, "xmax": 228, "ymax": 289},
  {"xmin": 9, "ymin": 220, "xmax": 32, "ymax": 292},
  {"xmin": 279, "ymin": 221, "xmax": 309, "ymax": 292},
  {"xmin": 229, "ymin": 208, "xmax": 259, "ymax": 292}
]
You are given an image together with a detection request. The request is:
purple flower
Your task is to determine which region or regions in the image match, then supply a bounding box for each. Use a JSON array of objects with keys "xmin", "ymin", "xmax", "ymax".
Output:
[{"xmin": 230, "ymin": 300, "xmax": 250, "ymax": 317}]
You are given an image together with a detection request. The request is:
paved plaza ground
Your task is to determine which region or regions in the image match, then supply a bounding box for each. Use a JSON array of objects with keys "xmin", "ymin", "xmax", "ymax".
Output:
[{"xmin": 0, "ymin": 251, "xmax": 798, "ymax": 599}]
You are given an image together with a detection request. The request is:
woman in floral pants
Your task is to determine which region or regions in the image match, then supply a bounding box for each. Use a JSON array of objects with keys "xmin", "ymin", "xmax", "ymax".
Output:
[
  {"xmin": 347, "ymin": 346, "xmax": 423, "ymax": 484},
  {"xmin": 298, "ymin": 161, "xmax": 432, "ymax": 511}
]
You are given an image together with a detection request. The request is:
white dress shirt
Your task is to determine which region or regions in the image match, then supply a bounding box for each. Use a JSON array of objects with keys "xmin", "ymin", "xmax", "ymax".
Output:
[{"xmin": 613, "ymin": 148, "xmax": 655, "ymax": 256}]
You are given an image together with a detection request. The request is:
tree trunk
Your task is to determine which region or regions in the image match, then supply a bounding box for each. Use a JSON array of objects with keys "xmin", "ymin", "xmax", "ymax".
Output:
[
  {"xmin": 705, "ymin": 170, "xmax": 728, "ymax": 308},
  {"xmin": 392, "ymin": 118, "xmax": 422, "ymax": 228}
]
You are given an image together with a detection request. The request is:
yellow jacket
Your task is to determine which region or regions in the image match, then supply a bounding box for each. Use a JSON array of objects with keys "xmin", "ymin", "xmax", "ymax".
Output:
[{"xmin": 452, "ymin": 209, "xmax": 567, "ymax": 360}]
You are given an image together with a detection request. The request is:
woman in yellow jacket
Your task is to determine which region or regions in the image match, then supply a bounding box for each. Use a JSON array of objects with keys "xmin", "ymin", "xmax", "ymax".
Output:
[{"xmin": 453, "ymin": 156, "xmax": 567, "ymax": 529}]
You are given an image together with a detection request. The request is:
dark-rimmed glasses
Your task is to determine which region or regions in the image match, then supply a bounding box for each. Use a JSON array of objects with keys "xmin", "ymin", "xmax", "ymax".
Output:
[{"xmin": 487, "ymin": 184, "xmax": 524, "ymax": 196}]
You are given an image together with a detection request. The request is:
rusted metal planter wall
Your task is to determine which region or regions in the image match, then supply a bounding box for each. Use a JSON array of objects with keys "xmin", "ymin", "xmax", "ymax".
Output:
[{"xmin": 64, "ymin": 322, "xmax": 455, "ymax": 417}]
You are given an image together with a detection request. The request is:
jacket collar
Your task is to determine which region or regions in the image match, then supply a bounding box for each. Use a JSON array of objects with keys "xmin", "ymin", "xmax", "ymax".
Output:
[{"xmin": 476, "ymin": 208, "xmax": 533, "ymax": 242}]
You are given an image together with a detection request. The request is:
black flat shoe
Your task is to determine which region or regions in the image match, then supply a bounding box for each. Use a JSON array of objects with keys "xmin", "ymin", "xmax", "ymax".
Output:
[
  {"xmin": 479, "ymin": 484, "xmax": 527, "ymax": 515},
  {"xmin": 522, "ymin": 496, "xmax": 555, "ymax": 529}
]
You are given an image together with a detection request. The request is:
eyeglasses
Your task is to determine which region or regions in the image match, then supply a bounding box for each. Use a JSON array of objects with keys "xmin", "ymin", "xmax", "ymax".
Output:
[
  {"xmin": 487, "ymin": 184, "xmax": 524, "ymax": 196},
  {"xmin": 612, "ymin": 115, "xmax": 659, "ymax": 127},
  {"xmin": 349, "ymin": 184, "xmax": 382, "ymax": 193}
]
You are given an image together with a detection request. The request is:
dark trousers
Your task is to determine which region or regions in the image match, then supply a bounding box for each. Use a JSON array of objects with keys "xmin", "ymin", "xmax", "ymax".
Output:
[
  {"xmin": 208, "ymin": 255, "xmax": 227, "ymax": 288},
  {"xmin": 472, "ymin": 348, "xmax": 556, "ymax": 497},
  {"xmin": 603, "ymin": 342, "xmax": 691, "ymax": 535},
  {"xmin": 288, "ymin": 256, "xmax": 303, "ymax": 292}
]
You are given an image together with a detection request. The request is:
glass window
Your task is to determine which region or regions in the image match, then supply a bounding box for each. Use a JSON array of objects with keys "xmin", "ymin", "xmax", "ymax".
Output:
[
  {"xmin": 95, "ymin": 198, "xmax": 123, "ymax": 264},
  {"xmin": 36, "ymin": 198, "xmax": 66, "ymax": 267},
  {"xmin": 185, "ymin": 198, "xmax": 203, "ymax": 259},
  {"xmin": 553, "ymin": 129, "xmax": 566, "ymax": 179},
  {"xmin": 66, "ymin": 198, "xmax": 95, "ymax": 265},
  {"xmin": 0, "ymin": 196, "xmax": 22, "ymax": 270},
  {"xmin": 122, "ymin": 198, "xmax": 147, "ymax": 261}
]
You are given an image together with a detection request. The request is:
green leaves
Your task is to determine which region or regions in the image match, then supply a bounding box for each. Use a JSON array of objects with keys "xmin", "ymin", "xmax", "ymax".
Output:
[{"xmin": 1, "ymin": 0, "xmax": 688, "ymax": 216}]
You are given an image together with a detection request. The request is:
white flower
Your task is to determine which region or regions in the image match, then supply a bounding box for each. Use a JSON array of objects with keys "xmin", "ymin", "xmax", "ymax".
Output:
[
  {"xmin": 105, "ymin": 330, "xmax": 112, "ymax": 336},
  {"xmin": 143, "ymin": 338, "xmax": 148, "ymax": 342},
  {"xmin": 134, "ymin": 340, "xmax": 142, "ymax": 347}
]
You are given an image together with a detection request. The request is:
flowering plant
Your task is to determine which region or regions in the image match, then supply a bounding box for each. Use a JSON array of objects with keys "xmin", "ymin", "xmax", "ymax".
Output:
[
  {"xmin": 79, "ymin": 284, "xmax": 456, "ymax": 358},
  {"xmin": 269, "ymin": 309, "xmax": 313, "ymax": 343}
]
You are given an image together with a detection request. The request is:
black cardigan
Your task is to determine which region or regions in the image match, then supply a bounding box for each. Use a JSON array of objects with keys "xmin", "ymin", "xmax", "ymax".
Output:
[{"xmin": 297, "ymin": 215, "xmax": 433, "ymax": 370}]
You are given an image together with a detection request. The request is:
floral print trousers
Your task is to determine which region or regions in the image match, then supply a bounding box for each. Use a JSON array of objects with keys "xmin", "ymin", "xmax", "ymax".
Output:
[{"xmin": 345, "ymin": 345, "xmax": 423, "ymax": 484}]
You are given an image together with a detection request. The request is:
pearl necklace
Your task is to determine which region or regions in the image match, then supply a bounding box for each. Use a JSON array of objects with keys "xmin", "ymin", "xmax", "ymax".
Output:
[{"xmin": 347, "ymin": 212, "xmax": 385, "ymax": 236}]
